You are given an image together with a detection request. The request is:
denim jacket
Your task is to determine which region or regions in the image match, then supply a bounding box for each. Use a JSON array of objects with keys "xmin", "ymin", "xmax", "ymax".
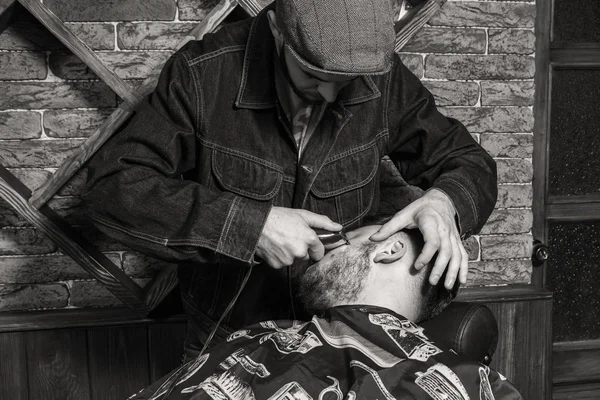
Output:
[{"xmin": 83, "ymin": 7, "xmax": 497, "ymax": 331}]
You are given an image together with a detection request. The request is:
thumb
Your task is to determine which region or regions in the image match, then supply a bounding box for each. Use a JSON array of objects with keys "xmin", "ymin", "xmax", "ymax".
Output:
[
  {"xmin": 297, "ymin": 210, "xmax": 343, "ymax": 231},
  {"xmin": 307, "ymin": 240, "xmax": 326, "ymax": 262},
  {"xmin": 370, "ymin": 212, "xmax": 409, "ymax": 242}
]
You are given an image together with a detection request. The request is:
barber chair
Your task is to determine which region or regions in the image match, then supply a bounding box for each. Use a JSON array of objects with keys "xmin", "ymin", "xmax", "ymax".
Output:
[{"xmin": 421, "ymin": 302, "xmax": 498, "ymax": 365}]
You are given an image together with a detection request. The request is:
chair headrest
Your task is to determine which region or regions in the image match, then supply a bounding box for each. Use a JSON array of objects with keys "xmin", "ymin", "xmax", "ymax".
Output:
[{"xmin": 420, "ymin": 302, "xmax": 498, "ymax": 365}]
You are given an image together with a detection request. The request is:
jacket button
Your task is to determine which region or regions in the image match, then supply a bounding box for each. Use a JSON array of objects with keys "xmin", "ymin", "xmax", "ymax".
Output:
[{"xmin": 302, "ymin": 165, "xmax": 313, "ymax": 173}]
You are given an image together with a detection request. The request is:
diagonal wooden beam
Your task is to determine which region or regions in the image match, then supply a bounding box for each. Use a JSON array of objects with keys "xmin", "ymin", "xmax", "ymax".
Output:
[
  {"xmin": 0, "ymin": 165, "xmax": 150, "ymax": 316},
  {"xmin": 28, "ymin": 0, "xmax": 238, "ymax": 210},
  {"xmin": 144, "ymin": 264, "xmax": 178, "ymax": 311},
  {"xmin": 0, "ymin": 0, "xmax": 18, "ymax": 36},
  {"xmin": 394, "ymin": 0, "xmax": 446, "ymax": 52},
  {"xmin": 237, "ymin": 0, "xmax": 263, "ymax": 16},
  {"xmin": 18, "ymin": 0, "xmax": 141, "ymax": 106}
]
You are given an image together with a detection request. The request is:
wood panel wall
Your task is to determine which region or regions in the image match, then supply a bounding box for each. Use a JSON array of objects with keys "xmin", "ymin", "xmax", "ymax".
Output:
[
  {"xmin": 0, "ymin": 321, "xmax": 187, "ymax": 400},
  {"xmin": 461, "ymin": 287, "xmax": 553, "ymax": 400}
]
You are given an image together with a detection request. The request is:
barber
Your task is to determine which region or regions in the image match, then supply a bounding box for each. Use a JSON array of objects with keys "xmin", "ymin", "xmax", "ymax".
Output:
[{"xmin": 83, "ymin": 0, "xmax": 497, "ymax": 360}]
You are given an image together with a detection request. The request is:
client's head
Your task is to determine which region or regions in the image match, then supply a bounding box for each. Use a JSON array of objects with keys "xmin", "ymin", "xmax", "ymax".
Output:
[{"xmin": 298, "ymin": 225, "xmax": 459, "ymax": 323}]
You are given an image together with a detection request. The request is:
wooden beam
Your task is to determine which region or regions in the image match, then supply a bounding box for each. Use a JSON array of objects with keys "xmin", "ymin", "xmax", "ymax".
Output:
[
  {"xmin": 548, "ymin": 194, "xmax": 600, "ymax": 205},
  {"xmin": 0, "ymin": 0, "xmax": 18, "ymax": 36},
  {"xmin": 553, "ymin": 340, "xmax": 600, "ymax": 385},
  {"xmin": 237, "ymin": 0, "xmax": 263, "ymax": 16},
  {"xmin": 130, "ymin": 0, "xmax": 238, "ymax": 96},
  {"xmin": 28, "ymin": 0, "xmax": 238, "ymax": 209},
  {"xmin": 18, "ymin": 0, "xmax": 141, "ymax": 106},
  {"xmin": 143, "ymin": 264, "xmax": 179, "ymax": 311},
  {"xmin": 30, "ymin": 106, "xmax": 132, "ymax": 209},
  {"xmin": 531, "ymin": 0, "xmax": 552, "ymax": 289},
  {"xmin": 457, "ymin": 284, "xmax": 552, "ymax": 303},
  {"xmin": 546, "ymin": 202, "xmax": 600, "ymax": 222},
  {"xmin": 0, "ymin": 165, "xmax": 149, "ymax": 315},
  {"xmin": 395, "ymin": 0, "xmax": 446, "ymax": 52},
  {"xmin": 551, "ymin": 47, "xmax": 600, "ymax": 66},
  {"xmin": 0, "ymin": 307, "xmax": 186, "ymax": 333},
  {"xmin": 553, "ymin": 382, "xmax": 600, "ymax": 400}
]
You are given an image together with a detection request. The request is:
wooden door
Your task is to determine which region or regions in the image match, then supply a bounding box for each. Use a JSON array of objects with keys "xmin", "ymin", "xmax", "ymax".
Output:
[{"xmin": 534, "ymin": 0, "xmax": 600, "ymax": 397}]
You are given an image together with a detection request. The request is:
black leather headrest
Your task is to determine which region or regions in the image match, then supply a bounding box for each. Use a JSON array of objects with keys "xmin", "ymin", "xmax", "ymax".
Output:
[{"xmin": 420, "ymin": 302, "xmax": 498, "ymax": 365}]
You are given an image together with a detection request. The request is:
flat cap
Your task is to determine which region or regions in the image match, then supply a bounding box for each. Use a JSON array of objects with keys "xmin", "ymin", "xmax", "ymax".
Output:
[{"xmin": 276, "ymin": 0, "xmax": 396, "ymax": 76}]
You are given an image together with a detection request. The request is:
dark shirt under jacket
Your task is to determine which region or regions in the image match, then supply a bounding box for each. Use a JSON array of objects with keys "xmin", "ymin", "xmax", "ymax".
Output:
[
  {"xmin": 129, "ymin": 306, "xmax": 522, "ymax": 400},
  {"xmin": 83, "ymin": 4, "xmax": 497, "ymax": 332}
]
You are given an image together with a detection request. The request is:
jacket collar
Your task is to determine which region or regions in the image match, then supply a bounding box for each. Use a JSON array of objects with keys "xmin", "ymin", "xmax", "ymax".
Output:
[{"xmin": 235, "ymin": 5, "xmax": 382, "ymax": 110}]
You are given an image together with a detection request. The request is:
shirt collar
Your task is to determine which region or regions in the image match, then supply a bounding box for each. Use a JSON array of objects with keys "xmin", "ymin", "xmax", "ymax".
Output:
[{"xmin": 235, "ymin": 4, "xmax": 382, "ymax": 110}]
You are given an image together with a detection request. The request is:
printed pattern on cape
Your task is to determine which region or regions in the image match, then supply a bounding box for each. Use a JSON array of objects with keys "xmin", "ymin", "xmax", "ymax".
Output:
[
  {"xmin": 318, "ymin": 376, "xmax": 343, "ymax": 400},
  {"xmin": 479, "ymin": 366, "xmax": 496, "ymax": 400},
  {"xmin": 219, "ymin": 348, "xmax": 270, "ymax": 378},
  {"xmin": 227, "ymin": 329, "xmax": 258, "ymax": 342},
  {"xmin": 227, "ymin": 321, "xmax": 311, "ymax": 343},
  {"xmin": 182, "ymin": 346, "xmax": 271, "ymax": 397},
  {"xmin": 369, "ymin": 313, "xmax": 442, "ymax": 362},
  {"xmin": 227, "ymin": 320, "xmax": 321, "ymax": 355},
  {"xmin": 181, "ymin": 370, "xmax": 255, "ymax": 399},
  {"xmin": 260, "ymin": 320, "xmax": 310, "ymax": 331},
  {"xmin": 260, "ymin": 330, "xmax": 323, "ymax": 355},
  {"xmin": 415, "ymin": 363, "xmax": 471, "ymax": 400},
  {"xmin": 350, "ymin": 360, "xmax": 397, "ymax": 400},
  {"xmin": 313, "ymin": 316, "xmax": 403, "ymax": 368},
  {"xmin": 268, "ymin": 381, "xmax": 313, "ymax": 400},
  {"xmin": 147, "ymin": 353, "xmax": 210, "ymax": 400}
]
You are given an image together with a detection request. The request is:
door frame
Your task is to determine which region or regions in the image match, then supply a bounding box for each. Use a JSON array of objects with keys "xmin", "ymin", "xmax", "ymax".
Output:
[{"xmin": 533, "ymin": 0, "xmax": 600, "ymax": 395}]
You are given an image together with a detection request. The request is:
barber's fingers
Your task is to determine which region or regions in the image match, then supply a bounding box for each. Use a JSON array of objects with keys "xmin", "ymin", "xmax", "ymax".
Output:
[
  {"xmin": 369, "ymin": 211, "xmax": 411, "ymax": 242},
  {"xmin": 458, "ymin": 238, "xmax": 469, "ymax": 284},
  {"xmin": 412, "ymin": 214, "xmax": 439, "ymax": 269},
  {"xmin": 443, "ymin": 234, "xmax": 463, "ymax": 289},
  {"xmin": 427, "ymin": 230, "xmax": 452, "ymax": 286},
  {"xmin": 307, "ymin": 239, "xmax": 326, "ymax": 262},
  {"xmin": 295, "ymin": 209, "xmax": 342, "ymax": 231}
]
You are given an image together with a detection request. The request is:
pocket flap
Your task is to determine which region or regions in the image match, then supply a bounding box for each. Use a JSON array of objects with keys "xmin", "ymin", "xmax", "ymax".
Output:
[
  {"xmin": 212, "ymin": 149, "xmax": 283, "ymax": 201},
  {"xmin": 312, "ymin": 144, "xmax": 379, "ymax": 198}
]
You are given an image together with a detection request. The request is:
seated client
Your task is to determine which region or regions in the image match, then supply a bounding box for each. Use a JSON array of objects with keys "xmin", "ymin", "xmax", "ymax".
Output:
[{"xmin": 130, "ymin": 226, "xmax": 522, "ymax": 400}]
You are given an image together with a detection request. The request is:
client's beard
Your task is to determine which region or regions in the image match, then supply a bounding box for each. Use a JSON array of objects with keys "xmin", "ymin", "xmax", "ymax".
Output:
[{"xmin": 298, "ymin": 242, "xmax": 376, "ymax": 315}]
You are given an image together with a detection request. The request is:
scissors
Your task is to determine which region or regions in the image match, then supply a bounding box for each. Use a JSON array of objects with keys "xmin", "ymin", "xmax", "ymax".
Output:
[{"xmin": 314, "ymin": 228, "xmax": 350, "ymax": 251}]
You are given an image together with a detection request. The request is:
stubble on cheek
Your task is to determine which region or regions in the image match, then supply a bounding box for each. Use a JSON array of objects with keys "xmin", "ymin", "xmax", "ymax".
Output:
[{"xmin": 298, "ymin": 247, "xmax": 371, "ymax": 314}]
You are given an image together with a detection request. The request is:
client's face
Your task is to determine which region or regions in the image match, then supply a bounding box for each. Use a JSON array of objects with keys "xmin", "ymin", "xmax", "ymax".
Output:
[{"xmin": 298, "ymin": 226, "xmax": 386, "ymax": 314}]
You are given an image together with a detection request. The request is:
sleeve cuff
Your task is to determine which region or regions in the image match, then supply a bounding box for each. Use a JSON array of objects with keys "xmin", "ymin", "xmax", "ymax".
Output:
[
  {"xmin": 215, "ymin": 196, "xmax": 273, "ymax": 265},
  {"xmin": 429, "ymin": 179, "xmax": 479, "ymax": 240}
]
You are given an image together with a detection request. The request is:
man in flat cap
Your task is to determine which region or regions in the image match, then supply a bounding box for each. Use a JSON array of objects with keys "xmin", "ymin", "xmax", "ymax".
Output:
[{"xmin": 83, "ymin": 0, "xmax": 497, "ymax": 361}]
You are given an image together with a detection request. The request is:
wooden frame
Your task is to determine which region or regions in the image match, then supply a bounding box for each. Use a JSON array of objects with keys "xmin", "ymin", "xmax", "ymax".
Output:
[
  {"xmin": 534, "ymin": 0, "xmax": 600, "ymax": 285},
  {"xmin": 534, "ymin": 0, "xmax": 600, "ymax": 398},
  {"xmin": 532, "ymin": 0, "xmax": 552, "ymax": 288},
  {"xmin": 0, "ymin": 0, "xmax": 446, "ymax": 316}
]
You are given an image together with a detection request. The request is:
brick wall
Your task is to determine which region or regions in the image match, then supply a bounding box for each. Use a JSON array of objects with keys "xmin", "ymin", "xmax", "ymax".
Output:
[{"xmin": 0, "ymin": 0, "xmax": 535, "ymax": 312}]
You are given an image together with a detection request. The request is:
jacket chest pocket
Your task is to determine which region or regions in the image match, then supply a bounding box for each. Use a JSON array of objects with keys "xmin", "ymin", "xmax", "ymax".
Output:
[
  {"xmin": 309, "ymin": 144, "xmax": 379, "ymax": 228},
  {"xmin": 212, "ymin": 148, "xmax": 283, "ymax": 202}
]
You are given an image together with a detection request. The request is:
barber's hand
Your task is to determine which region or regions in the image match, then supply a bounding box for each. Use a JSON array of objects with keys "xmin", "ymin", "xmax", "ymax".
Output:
[
  {"xmin": 256, "ymin": 207, "xmax": 343, "ymax": 269},
  {"xmin": 369, "ymin": 189, "xmax": 468, "ymax": 289}
]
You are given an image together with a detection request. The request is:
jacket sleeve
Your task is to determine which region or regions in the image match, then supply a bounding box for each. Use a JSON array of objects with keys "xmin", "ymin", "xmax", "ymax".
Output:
[
  {"xmin": 385, "ymin": 58, "xmax": 497, "ymax": 237},
  {"xmin": 82, "ymin": 49, "xmax": 271, "ymax": 264}
]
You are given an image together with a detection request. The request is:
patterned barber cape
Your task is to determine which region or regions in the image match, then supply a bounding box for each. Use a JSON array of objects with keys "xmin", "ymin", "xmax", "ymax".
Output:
[{"xmin": 130, "ymin": 305, "xmax": 523, "ymax": 400}]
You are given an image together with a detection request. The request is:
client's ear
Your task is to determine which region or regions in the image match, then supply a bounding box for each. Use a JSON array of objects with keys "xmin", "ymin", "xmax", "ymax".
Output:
[{"xmin": 373, "ymin": 240, "xmax": 407, "ymax": 264}]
